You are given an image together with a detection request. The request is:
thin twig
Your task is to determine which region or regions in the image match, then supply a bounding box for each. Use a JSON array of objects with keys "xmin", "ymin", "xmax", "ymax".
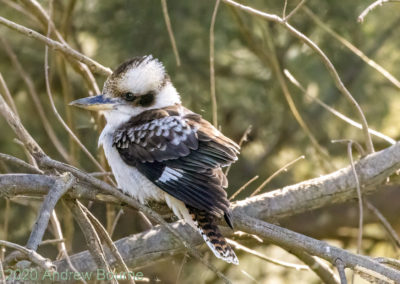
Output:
[
  {"xmin": 238, "ymin": 125, "xmax": 252, "ymax": 148},
  {"xmin": 39, "ymin": 239, "xmax": 66, "ymax": 246},
  {"xmin": 209, "ymin": 0, "xmax": 220, "ymax": 127},
  {"xmin": 262, "ymin": 23, "xmax": 330, "ymax": 160},
  {"xmin": 282, "ymin": 0, "xmax": 288, "ymax": 18},
  {"xmin": 331, "ymin": 139, "xmax": 364, "ymax": 261},
  {"xmin": 57, "ymin": 54, "xmax": 78, "ymax": 165},
  {"xmin": 225, "ymin": 125, "xmax": 251, "ymax": 176},
  {"xmin": 79, "ymin": 203, "xmax": 135, "ymax": 284},
  {"xmin": 0, "ymin": 16, "xmax": 111, "ymax": 76},
  {"xmin": 335, "ymin": 258, "xmax": 348, "ymax": 284},
  {"xmin": 0, "ymin": 240, "xmax": 54, "ymax": 271},
  {"xmin": 284, "ymin": 0, "xmax": 307, "ymax": 22},
  {"xmin": 284, "ymin": 69, "xmax": 396, "ymax": 145},
  {"xmin": 90, "ymin": 172, "xmax": 114, "ymax": 177},
  {"xmin": 0, "ymin": 71, "xmax": 36, "ymax": 165},
  {"xmin": 365, "ymin": 200, "xmax": 400, "ymax": 248},
  {"xmin": 0, "ymin": 153, "xmax": 43, "ymax": 174},
  {"xmin": 0, "ymin": 90, "xmax": 44, "ymax": 156},
  {"xmin": 251, "ymin": 155, "xmax": 304, "ymax": 197},
  {"xmin": 1, "ymin": 199, "xmax": 10, "ymax": 262},
  {"xmin": 0, "ymin": 0, "xmax": 38, "ymax": 23},
  {"xmin": 26, "ymin": 172, "xmax": 76, "ymax": 251},
  {"xmin": 229, "ymin": 175, "xmax": 259, "ymax": 200},
  {"xmin": 358, "ymin": 0, "xmax": 400, "ymax": 22},
  {"xmin": 137, "ymin": 211, "xmax": 153, "ymax": 230},
  {"xmin": 175, "ymin": 253, "xmax": 188, "ymax": 284},
  {"xmin": 19, "ymin": 0, "xmax": 102, "ymax": 94},
  {"xmin": 43, "ymin": 16, "xmax": 112, "ymax": 181},
  {"xmin": 49, "ymin": 211, "xmax": 85, "ymax": 284},
  {"xmin": 0, "ymin": 37, "xmax": 73, "ymax": 163},
  {"xmin": 347, "ymin": 142, "xmax": 364, "ymax": 256},
  {"xmin": 222, "ymin": 0, "xmax": 375, "ymax": 153},
  {"xmin": 227, "ymin": 239, "xmax": 309, "ymax": 271},
  {"xmin": 375, "ymin": 257, "xmax": 400, "ymax": 269},
  {"xmin": 67, "ymin": 200, "xmax": 115, "ymax": 282},
  {"xmin": 304, "ymin": 7, "xmax": 400, "ymax": 90},
  {"xmin": 50, "ymin": 212, "xmax": 66, "ymax": 258},
  {"xmin": 0, "ymin": 258, "xmax": 5, "ymax": 283},
  {"xmin": 110, "ymin": 208, "xmax": 124, "ymax": 237},
  {"xmin": 161, "ymin": 0, "xmax": 181, "ymax": 66},
  {"xmin": 288, "ymin": 249, "xmax": 339, "ymax": 284},
  {"xmin": 0, "ymin": 72, "xmax": 18, "ymax": 116}
]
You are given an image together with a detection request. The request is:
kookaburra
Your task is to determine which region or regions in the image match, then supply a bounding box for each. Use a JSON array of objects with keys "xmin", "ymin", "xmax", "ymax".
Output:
[{"xmin": 70, "ymin": 55, "xmax": 239, "ymax": 264}]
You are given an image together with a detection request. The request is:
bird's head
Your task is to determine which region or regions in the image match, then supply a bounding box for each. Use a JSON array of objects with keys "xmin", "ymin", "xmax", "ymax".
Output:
[{"xmin": 70, "ymin": 55, "xmax": 181, "ymax": 121}]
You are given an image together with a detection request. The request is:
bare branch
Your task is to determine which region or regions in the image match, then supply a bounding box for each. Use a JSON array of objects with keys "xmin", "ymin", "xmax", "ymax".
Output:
[
  {"xmin": 229, "ymin": 175, "xmax": 259, "ymax": 200},
  {"xmin": 39, "ymin": 239, "xmax": 66, "ymax": 246},
  {"xmin": 0, "ymin": 240, "xmax": 54, "ymax": 271},
  {"xmin": 358, "ymin": 0, "xmax": 400, "ymax": 22},
  {"xmin": 304, "ymin": 7, "xmax": 400, "ymax": 90},
  {"xmin": 1, "ymin": 143, "xmax": 400, "ymax": 224},
  {"xmin": 335, "ymin": 258, "xmax": 348, "ymax": 284},
  {"xmin": 0, "ymin": 153, "xmax": 43, "ymax": 174},
  {"xmin": 0, "ymin": 16, "xmax": 111, "ymax": 76},
  {"xmin": 0, "ymin": 37, "xmax": 73, "ymax": 163},
  {"xmin": 56, "ymin": 212, "xmax": 400, "ymax": 282},
  {"xmin": 250, "ymin": 155, "xmax": 304, "ymax": 197},
  {"xmin": 284, "ymin": 0, "xmax": 307, "ymax": 22},
  {"xmin": 19, "ymin": 0, "xmax": 102, "ymax": 94},
  {"xmin": 263, "ymin": 23, "xmax": 331, "ymax": 161},
  {"xmin": 233, "ymin": 141, "xmax": 400, "ymax": 221},
  {"xmin": 221, "ymin": 0, "xmax": 375, "ymax": 153},
  {"xmin": 209, "ymin": 0, "xmax": 220, "ymax": 127},
  {"xmin": 375, "ymin": 257, "xmax": 400, "ymax": 269},
  {"xmin": 365, "ymin": 200, "xmax": 400, "ymax": 248},
  {"xmin": 26, "ymin": 172, "xmax": 76, "ymax": 251},
  {"xmin": 234, "ymin": 214, "xmax": 400, "ymax": 282},
  {"xmin": 161, "ymin": 0, "xmax": 181, "ymax": 66},
  {"xmin": 0, "ymin": 258, "xmax": 5, "ymax": 282},
  {"xmin": 43, "ymin": 14, "xmax": 110, "ymax": 176},
  {"xmin": 110, "ymin": 209, "xmax": 124, "ymax": 237},
  {"xmin": 67, "ymin": 200, "xmax": 115, "ymax": 283},
  {"xmin": 284, "ymin": 69, "xmax": 396, "ymax": 145},
  {"xmin": 0, "ymin": 92, "xmax": 44, "ymax": 157},
  {"xmin": 0, "ymin": 72, "xmax": 18, "ymax": 116},
  {"xmin": 291, "ymin": 251, "xmax": 340, "ymax": 284},
  {"xmin": 49, "ymin": 211, "xmax": 86, "ymax": 284},
  {"xmin": 79, "ymin": 204, "xmax": 134, "ymax": 284},
  {"xmin": 225, "ymin": 125, "xmax": 252, "ymax": 176},
  {"xmin": 227, "ymin": 239, "xmax": 309, "ymax": 271},
  {"xmin": 347, "ymin": 142, "xmax": 364, "ymax": 256}
]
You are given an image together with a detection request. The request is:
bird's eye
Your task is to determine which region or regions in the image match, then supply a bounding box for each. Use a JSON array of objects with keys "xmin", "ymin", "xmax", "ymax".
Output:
[{"xmin": 123, "ymin": 92, "xmax": 136, "ymax": 101}]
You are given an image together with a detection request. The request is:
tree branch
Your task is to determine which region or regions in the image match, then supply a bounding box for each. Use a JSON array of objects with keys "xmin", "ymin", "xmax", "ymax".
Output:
[
  {"xmin": 233, "ymin": 141, "xmax": 400, "ymax": 221},
  {"xmin": 222, "ymin": 0, "xmax": 374, "ymax": 153},
  {"xmin": 0, "ymin": 16, "xmax": 111, "ymax": 76},
  {"xmin": 1, "ymin": 142, "xmax": 400, "ymax": 222}
]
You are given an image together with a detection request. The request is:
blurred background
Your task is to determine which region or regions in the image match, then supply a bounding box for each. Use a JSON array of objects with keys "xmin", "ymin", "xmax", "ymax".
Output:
[{"xmin": 0, "ymin": 0, "xmax": 399, "ymax": 283}]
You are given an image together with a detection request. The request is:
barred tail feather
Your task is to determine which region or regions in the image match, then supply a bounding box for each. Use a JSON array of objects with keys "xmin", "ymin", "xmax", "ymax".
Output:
[{"xmin": 188, "ymin": 207, "xmax": 239, "ymax": 265}]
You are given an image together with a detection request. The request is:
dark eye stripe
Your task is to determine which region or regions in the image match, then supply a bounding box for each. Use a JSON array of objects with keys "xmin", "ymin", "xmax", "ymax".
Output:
[{"xmin": 138, "ymin": 92, "xmax": 155, "ymax": 107}]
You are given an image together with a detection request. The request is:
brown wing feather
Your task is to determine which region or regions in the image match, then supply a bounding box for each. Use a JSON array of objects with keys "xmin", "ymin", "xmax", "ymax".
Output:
[{"xmin": 113, "ymin": 105, "xmax": 239, "ymax": 217}]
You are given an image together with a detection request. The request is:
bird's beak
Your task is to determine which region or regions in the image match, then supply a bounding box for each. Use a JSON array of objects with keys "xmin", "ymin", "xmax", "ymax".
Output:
[{"xmin": 69, "ymin": 94, "xmax": 116, "ymax": 111}]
